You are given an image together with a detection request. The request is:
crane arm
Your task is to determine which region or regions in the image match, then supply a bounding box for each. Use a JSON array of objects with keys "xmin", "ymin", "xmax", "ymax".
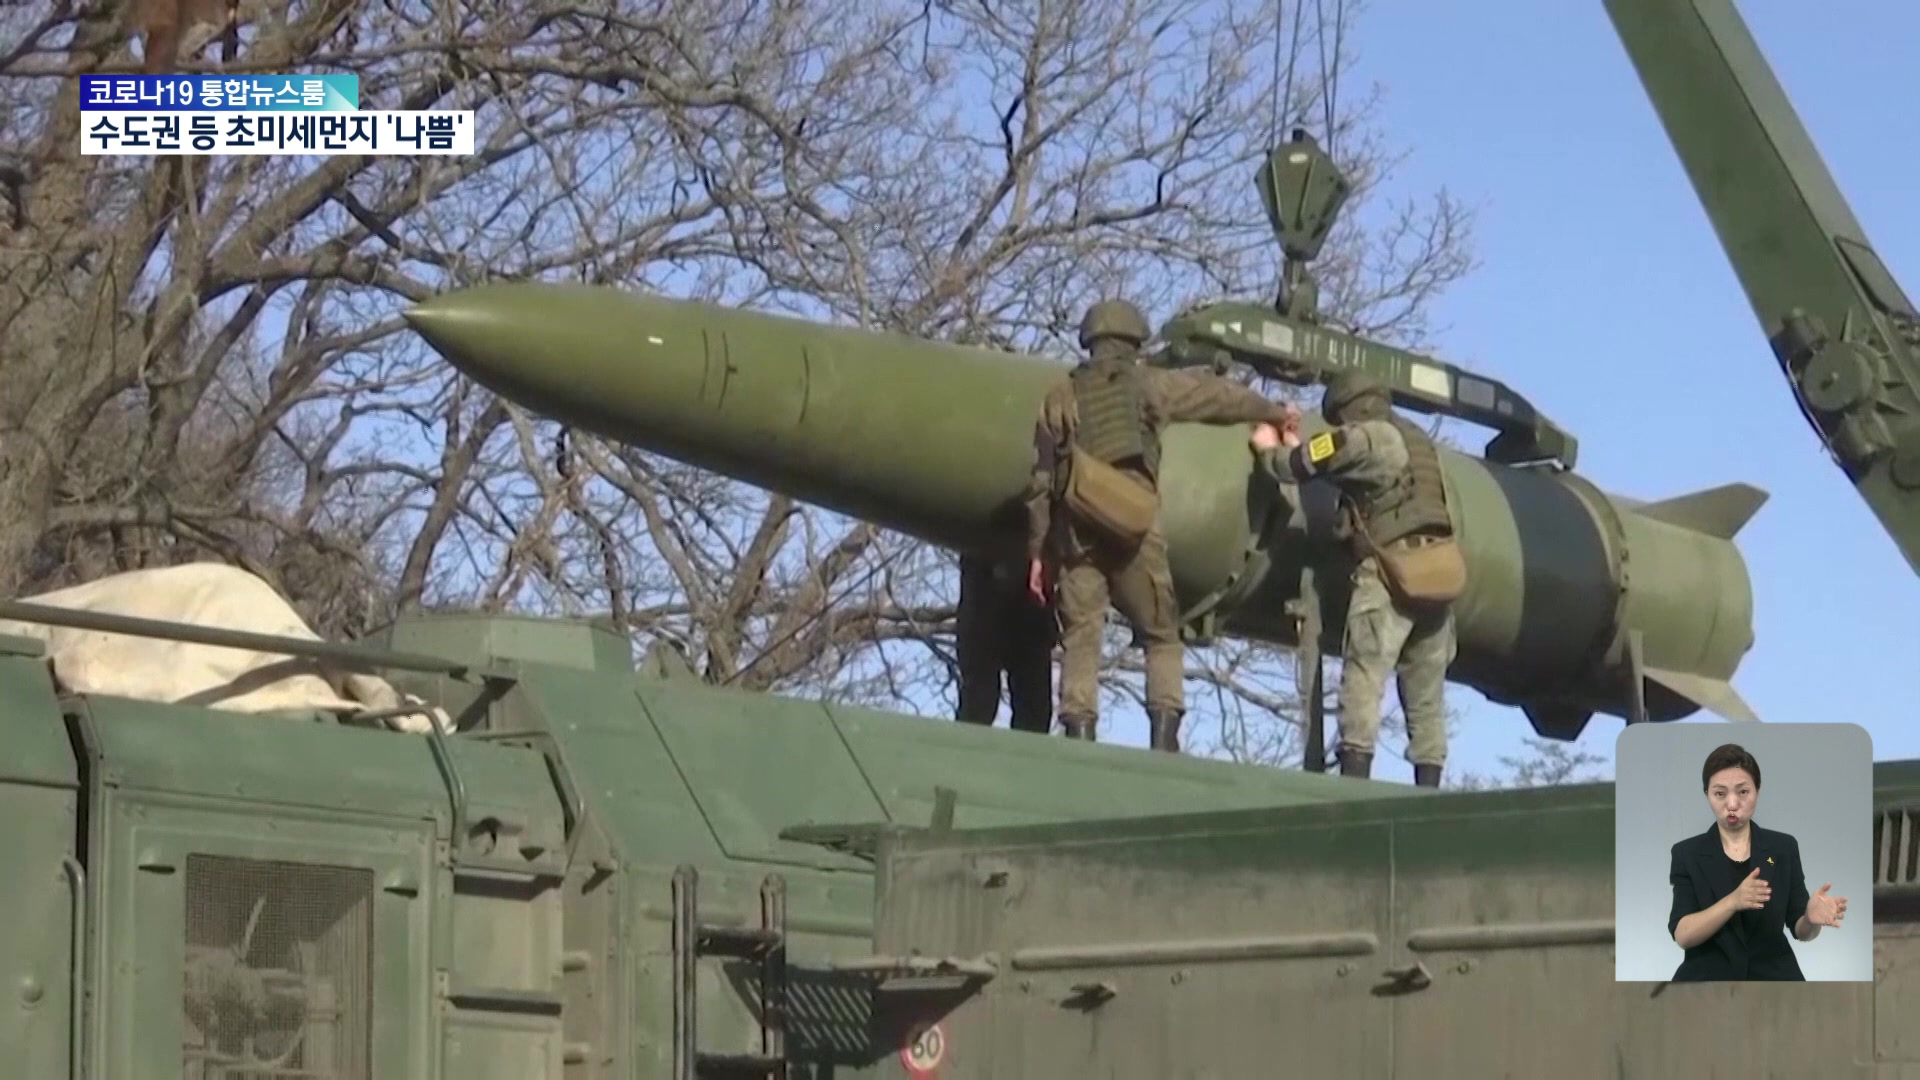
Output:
[{"xmin": 1604, "ymin": 0, "xmax": 1920, "ymax": 573}]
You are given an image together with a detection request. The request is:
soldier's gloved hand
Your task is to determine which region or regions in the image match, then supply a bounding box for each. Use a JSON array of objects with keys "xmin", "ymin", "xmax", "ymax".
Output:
[{"xmin": 1250, "ymin": 423, "xmax": 1281, "ymax": 451}]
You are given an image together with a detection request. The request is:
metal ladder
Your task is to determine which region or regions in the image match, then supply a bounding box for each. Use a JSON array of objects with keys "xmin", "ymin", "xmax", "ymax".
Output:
[{"xmin": 671, "ymin": 865, "xmax": 790, "ymax": 1079}]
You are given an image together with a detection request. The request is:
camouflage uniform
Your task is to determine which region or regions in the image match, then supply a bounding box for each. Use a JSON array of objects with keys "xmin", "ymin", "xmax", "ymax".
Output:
[
  {"xmin": 1027, "ymin": 300, "xmax": 1294, "ymax": 751},
  {"xmin": 954, "ymin": 552, "xmax": 1055, "ymax": 733},
  {"xmin": 1262, "ymin": 370, "xmax": 1457, "ymax": 787}
]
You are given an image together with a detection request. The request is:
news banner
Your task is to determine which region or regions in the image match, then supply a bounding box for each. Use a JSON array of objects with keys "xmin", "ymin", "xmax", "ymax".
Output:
[{"xmin": 79, "ymin": 74, "xmax": 473, "ymax": 156}]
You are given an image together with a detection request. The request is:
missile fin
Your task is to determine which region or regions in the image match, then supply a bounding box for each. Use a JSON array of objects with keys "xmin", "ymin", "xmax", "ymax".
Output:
[
  {"xmin": 1522, "ymin": 703, "xmax": 1595, "ymax": 742},
  {"xmin": 1634, "ymin": 482, "xmax": 1769, "ymax": 539},
  {"xmin": 1643, "ymin": 667, "xmax": 1761, "ymax": 725}
]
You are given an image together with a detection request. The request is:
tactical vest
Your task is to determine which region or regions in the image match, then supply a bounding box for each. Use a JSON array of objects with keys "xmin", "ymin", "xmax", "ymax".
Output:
[
  {"xmin": 1347, "ymin": 414, "xmax": 1452, "ymax": 547},
  {"xmin": 1067, "ymin": 358, "xmax": 1157, "ymax": 477}
]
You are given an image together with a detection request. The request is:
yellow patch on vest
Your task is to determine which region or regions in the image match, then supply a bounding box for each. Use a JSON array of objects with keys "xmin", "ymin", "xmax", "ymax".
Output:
[{"xmin": 1307, "ymin": 432, "xmax": 1336, "ymax": 464}]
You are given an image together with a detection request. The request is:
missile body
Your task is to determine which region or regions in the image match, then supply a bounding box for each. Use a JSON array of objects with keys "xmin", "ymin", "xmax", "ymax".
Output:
[{"xmin": 406, "ymin": 284, "xmax": 1766, "ymax": 735}]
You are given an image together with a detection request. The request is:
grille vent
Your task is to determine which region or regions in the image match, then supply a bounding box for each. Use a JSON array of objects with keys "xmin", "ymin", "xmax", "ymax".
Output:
[
  {"xmin": 1874, "ymin": 806, "xmax": 1918, "ymax": 888},
  {"xmin": 182, "ymin": 854, "xmax": 375, "ymax": 1080}
]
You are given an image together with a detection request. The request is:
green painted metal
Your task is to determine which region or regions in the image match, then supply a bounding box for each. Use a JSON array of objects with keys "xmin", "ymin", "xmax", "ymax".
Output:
[
  {"xmin": 380, "ymin": 612, "xmax": 635, "ymax": 675},
  {"xmin": 1, "ymin": 611, "xmax": 1426, "ymax": 1080},
  {"xmin": 403, "ymin": 287, "xmax": 1059, "ymax": 556},
  {"xmin": 14, "ymin": 597, "xmax": 1914, "ymax": 1079},
  {"xmin": 69, "ymin": 691, "xmax": 570, "ymax": 1079},
  {"xmin": 404, "ymin": 284, "xmax": 1766, "ymax": 735},
  {"xmin": 1158, "ymin": 298, "xmax": 1581, "ymax": 469},
  {"xmin": 865, "ymin": 762, "xmax": 1920, "ymax": 1077},
  {"xmin": 0, "ymin": 633, "xmax": 82, "ymax": 1080},
  {"xmin": 0, "ymin": 598, "xmax": 480, "ymax": 677},
  {"xmin": 1605, "ymin": 0, "xmax": 1920, "ymax": 575}
]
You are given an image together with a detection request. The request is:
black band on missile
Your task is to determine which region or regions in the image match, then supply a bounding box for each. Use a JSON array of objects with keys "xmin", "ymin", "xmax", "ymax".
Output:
[{"xmin": 1450, "ymin": 467, "xmax": 1619, "ymax": 700}]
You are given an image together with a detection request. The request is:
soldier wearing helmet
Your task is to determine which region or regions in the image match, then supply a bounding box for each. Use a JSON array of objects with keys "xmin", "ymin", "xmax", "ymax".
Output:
[
  {"xmin": 1251, "ymin": 369, "xmax": 1464, "ymax": 786},
  {"xmin": 1026, "ymin": 299, "xmax": 1298, "ymax": 751}
]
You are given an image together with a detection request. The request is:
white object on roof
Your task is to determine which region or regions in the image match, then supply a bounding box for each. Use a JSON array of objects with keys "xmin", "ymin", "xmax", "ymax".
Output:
[{"xmin": 0, "ymin": 562, "xmax": 449, "ymax": 734}]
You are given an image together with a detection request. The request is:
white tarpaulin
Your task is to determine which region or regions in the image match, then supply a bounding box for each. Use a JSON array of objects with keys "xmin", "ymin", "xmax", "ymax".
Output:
[{"xmin": 0, "ymin": 562, "xmax": 448, "ymax": 733}]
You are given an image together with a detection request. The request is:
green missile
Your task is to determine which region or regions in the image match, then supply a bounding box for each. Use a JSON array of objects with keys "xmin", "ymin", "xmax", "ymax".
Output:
[{"xmin": 405, "ymin": 283, "xmax": 1767, "ymax": 737}]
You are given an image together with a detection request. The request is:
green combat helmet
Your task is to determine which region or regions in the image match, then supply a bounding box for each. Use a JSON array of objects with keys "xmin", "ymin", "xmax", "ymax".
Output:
[
  {"xmin": 1322, "ymin": 369, "xmax": 1390, "ymax": 424},
  {"xmin": 1078, "ymin": 300, "xmax": 1151, "ymax": 350}
]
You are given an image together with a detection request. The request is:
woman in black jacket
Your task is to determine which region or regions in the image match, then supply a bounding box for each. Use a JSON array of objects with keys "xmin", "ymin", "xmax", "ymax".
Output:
[{"xmin": 1666, "ymin": 743, "xmax": 1850, "ymax": 981}]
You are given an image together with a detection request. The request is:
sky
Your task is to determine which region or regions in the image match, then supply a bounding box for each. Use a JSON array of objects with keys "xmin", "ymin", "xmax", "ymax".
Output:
[{"xmin": 1304, "ymin": 0, "xmax": 1920, "ymax": 782}]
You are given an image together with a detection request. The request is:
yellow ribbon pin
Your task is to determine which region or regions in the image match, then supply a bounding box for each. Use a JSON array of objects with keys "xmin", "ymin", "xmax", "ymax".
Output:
[{"xmin": 1767, "ymin": 856, "xmax": 1774, "ymax": 864}]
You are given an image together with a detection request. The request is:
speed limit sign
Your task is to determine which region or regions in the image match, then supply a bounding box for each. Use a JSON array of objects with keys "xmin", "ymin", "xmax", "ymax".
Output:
[{"xmin": 899, "ymin": 1021, "xmax": 947, "ymax": 1075}]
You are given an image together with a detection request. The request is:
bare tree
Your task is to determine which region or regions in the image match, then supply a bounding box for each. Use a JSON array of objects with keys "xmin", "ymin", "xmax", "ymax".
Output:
[
  {"xmin": 1447, "ymin": 735, "xmax": 1613, "ymax": 791},
  {"xmin": 0, "ymin": 0, "xmax": 1477, "ymax": 752}
]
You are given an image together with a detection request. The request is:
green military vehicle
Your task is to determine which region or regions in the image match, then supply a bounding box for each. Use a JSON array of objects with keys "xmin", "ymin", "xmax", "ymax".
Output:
[
  {"xmin": 0, "ymin": 594, "xmax": 1448, "ymax": 1079},
  {"xmin": 2, "ymin": 598, "xmax": 1911, "ymax": 1080},
  {"xmin": 2, "ymin": 0, "xmax": 1914, "ymax": 1077}
]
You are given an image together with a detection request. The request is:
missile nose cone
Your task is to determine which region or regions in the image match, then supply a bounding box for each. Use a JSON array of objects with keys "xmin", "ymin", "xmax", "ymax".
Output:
[
  {"xmin": 400, "ymin": 299, "xmax": 450, "ymax": 334},
  {"xmin": 403, "ymin": 286, "xmax": 597, "ymax": 414},
  {"xmin": 399, "ymin": 283, "xmax": 750, "ymax": 464},
  {"xmin": 404, "ymin": 294, "xmax": 509, "ymax": 376}
]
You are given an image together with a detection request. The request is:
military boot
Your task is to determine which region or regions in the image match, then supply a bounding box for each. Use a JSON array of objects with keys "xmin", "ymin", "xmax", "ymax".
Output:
[
  {"xmin": 1414, "ymin": 764, "xmax": 1443, "ymax": 788},
  {"xmin": 1339, "ymin": 748, "xmax": 1373, "ymax": 779},
  {"xmin": 1148, "ymin": 710, "xmax": 1182, "ymax": 753},
  {"xmin": 1059, "ymin": 716, "xmax": 1097, "ymax": 741}
]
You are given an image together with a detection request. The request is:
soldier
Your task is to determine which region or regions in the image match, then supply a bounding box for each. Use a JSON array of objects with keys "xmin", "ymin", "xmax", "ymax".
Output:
[
  {"xmin": 1026, "ymin": 300, "xmax": 1297, "ymax": 751},
  {"xmin": 1251, "ymin": 370, "xmax": 1464, "ymax": 787},
  {"xmin": 953, "ymin": 551, "xmax": 1055, "ymax": 733}
]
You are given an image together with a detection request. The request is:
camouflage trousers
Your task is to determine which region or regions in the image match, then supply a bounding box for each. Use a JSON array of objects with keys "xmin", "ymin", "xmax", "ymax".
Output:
[
  {"xmin": 955, "ymin": 555, "xmax": 1056, "ymax": 733},
  {"xmin": 1056, "ymin": 520, "xmax": 1184, "ymax": 725},
  {"xmin": 1340, "ymin": 553, "xmax": 1456, "ymax": 767}
]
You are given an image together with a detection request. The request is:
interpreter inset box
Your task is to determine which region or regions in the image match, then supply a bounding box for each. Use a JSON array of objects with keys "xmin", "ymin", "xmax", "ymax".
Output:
[{"xmin": 1614, "ymin": 722, "xmax": 1873, "ymax": 982}]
